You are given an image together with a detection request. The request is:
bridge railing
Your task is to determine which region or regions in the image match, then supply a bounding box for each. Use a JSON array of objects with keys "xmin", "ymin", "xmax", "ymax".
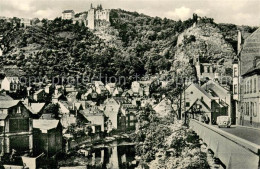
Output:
[{"xmin": 190, "ymin": 119, "xmax": 260, "ymax": 169}]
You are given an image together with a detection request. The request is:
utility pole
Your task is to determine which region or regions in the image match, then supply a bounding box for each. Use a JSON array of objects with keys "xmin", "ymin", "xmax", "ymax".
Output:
[
  {"xmin": 178, "ymin": 82, "xmax": 182, "ymax": 120},
  {"xmin": 183, "ymin": 78, "xmax": 187, "ymax": 125}
]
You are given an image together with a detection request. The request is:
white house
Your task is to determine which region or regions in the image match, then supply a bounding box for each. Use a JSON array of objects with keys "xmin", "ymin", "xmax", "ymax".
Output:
[
  {"xmin": 105, "ymin": 83, "xmax": 116, "ymax": 95},
  {"xmin": 62, "ymin": 10, "xmax": 75, "ymax": 20},
  {"xmin": 1, "ymin": 77, "xmax": 20, "ymax": 92},
  {"xmin": 153, "ymin": 98, "xmax": 173, "ymax": 117}
]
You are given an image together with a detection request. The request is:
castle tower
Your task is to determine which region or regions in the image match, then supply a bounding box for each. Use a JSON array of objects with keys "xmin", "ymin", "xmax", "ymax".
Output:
[
  {"xmin": 87, "ymin": 6, "xmax": 95, "ymax": 29},
  {"xmin": 87, "ymin": 3, "xmax": 110, "ymax": 29}
]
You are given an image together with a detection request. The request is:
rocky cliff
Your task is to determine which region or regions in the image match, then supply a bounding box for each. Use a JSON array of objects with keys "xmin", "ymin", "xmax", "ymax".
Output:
[{"xmin": 173, "ymin": 22, "xmax": 236, "ymax": 76}]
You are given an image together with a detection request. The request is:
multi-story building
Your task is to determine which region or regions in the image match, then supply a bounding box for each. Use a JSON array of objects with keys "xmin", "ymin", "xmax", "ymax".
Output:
[
  {"xmin": 62, "ymin": 10, "xmax": 75, "ymax": 20},
  {"xmin": 1, "ymin": 76, "xmax": 21, "ymax": 92},
  {"xmin": 232, "ymin": 30, "xmax": 241, "ymax": 124},
  {"xmin": 194, "ymin": 56, "xmax": 220, "ymax": 82},
  {"xmin": 240, "ymin": 57, "xmax": 260, "ymax": 128},
  {"xmin": 0, "ymin": 100, "xmax": 33, "ymax": 156},
  {"xmin": 87, "ymin": 4, "xmax": 110, "ymax": 29},
  {"xmin": 181, "ymin": 83, "xmax": 229, "ymax": 123},
  {"xmin": 20, "ymin": 18, "xmax": 32, "ymax": 27},
  {"xmin": 33, "ymin": 119, "xmax": 62, "ymax": 157},
  {"xmin": 234, "ymin": 27, "xmax": 260, "ymax": 128},
  {"xmin": 72, "ymin": 4, "xmax": 110, "ymax": 29}
]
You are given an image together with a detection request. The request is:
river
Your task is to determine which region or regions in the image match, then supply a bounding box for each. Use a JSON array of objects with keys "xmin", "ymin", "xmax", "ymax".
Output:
[{"xmin": 59, "ymin": 140, "xmax": 138, "ymax": 169}]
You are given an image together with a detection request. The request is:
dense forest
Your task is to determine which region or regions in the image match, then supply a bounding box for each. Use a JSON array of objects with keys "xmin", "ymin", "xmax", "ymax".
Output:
[{"xmin": 0, "ymin": 9, "xmax": 257, "ymax": 87}]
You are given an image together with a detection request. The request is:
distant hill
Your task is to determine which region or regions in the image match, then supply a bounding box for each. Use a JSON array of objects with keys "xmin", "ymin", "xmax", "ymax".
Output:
[{"xmin": 0, "ymin": 10, "xmax": 257, "ymax": 87}]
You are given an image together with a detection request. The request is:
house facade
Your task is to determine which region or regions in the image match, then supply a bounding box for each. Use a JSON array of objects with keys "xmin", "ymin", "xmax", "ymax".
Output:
[
  {"xmin": 235, "ymin": 27, "xmax": 260, "ymax": 128},
  {"xmin": 33, "ymin": 119, "xmax": 63, "ymax": 157},
  {"xmin": 240, "ymin": 57, "xmax": 260, "ymax": 128},
  {"xmin": 131, "ymin": 81, "xmax": 152, "ymax": 97},
  {"xmin": 1, "ymin": 77, "xmax": 21, "ymax": 92},
  {"xmin": 33, "ymin": 89, "xmax": 46, "ymax": 102},
  {"xmin": 62, "ymin": 10, "xmax": 75, "ymax": 20},
  {"xmin": 0, "ymin": 101, "xmax": 33, "ymax": 156},
  {"xmin": 79, "ymin": 106, "xmax": 105, "ymax": 132},
  {"xmin": 182, "ymin": 83, "xmax": 229, "ymax": 123},
  {"xmin": 153, "ymin": 98, "xmax": 173, "ymax": 117}
]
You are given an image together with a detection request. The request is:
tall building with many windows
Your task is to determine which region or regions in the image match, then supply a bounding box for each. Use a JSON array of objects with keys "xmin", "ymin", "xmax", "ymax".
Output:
[{"xmin": 235, "ymin": 27, "xmax": 260, "ymax": 128}]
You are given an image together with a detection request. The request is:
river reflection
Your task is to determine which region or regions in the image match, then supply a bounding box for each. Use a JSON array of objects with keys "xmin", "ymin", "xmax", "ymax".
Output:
[
  {"xmin": 59, "ymin": 141, "xmax": 138, "ymax": 169},
  {"xmin": 86, "ymin": 143, "xmax": 137, "ymax": 169}
]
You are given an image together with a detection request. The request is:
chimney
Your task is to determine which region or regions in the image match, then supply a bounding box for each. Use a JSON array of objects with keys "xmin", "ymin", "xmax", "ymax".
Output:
[{"xmin": 237, "ymin": 30, "xmax": 242, "ymax": 54}]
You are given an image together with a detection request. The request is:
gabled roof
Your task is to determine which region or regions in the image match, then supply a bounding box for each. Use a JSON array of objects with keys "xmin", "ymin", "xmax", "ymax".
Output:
[
  {"xmin": 113, "ymin": 97, "xmax": 131, "ymax": 104},
  {"xmin": 186, "ymin": 83, "xmax": 213, "ymax": 99},
  {"xmin": 94, "ymin": 81, "xmax": 104, "ymax": 86},
  {"xmin": 62, "ymin": 10, "xmax": 74, "ymax": 13},
  {"xmin": 106, "ymin": 83, "xmax": 116, "ymax": 88},
  {"xmin": 0, "ymin": 114, "xmax": 8, "ymax": 120},
  {"xmin": 33, "ymin": 119, "xmax": 60, "ymax": 130},
  {"xmin": 5, "ymin": 77, "xmax": 20, "ymax": 83},
  {"xmin": 186, "ymin": 99, "xmax": 211, "ymax": 113},
  {"xmin": 201, "ymin": 80, "xmax": 229, "ymax": 94},
  {"xmin": 0, "ymin": 100, "xmax": 20, "ymax": 109},
  {"xmin": 34, "ymin": 89, "xmax": 44, "ymax": 95},
  {"xmin": 79, "ymin": 106, "xmax": 103, "ymax": 116},
  {"xmin": 242, "ymin": 63, "xmax": 260, "ymax": 77},
  {"xmin": 30, "ymin": 103, "xmax": 45, "ymax": 114},
  {"xmin": 0, "ymin": 93, "xmax": 13, "ymax": 100}
]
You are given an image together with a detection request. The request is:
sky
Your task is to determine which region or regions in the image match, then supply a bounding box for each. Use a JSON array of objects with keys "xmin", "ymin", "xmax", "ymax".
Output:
[{"xmin": 0, "ymin": 0, "xmax": 259, "ymax": 26}]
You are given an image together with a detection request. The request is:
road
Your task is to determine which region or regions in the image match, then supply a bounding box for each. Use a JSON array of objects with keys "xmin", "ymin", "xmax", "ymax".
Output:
[{"xmin": 213, "ymin": 125, "xmax": 260, "ymax": 145}]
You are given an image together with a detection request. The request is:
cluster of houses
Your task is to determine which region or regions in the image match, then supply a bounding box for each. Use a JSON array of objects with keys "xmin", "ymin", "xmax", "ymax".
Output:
[
  {"xmin": 0, "ymin": 64, "xmax": 178, "ymax": 167},
  {"xmin": 180, "ymin": 80, "xmax": 231, "ymax": 124}
]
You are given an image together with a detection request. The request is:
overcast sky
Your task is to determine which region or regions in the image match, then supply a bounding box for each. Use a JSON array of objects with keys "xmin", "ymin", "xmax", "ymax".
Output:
[{"xmin": 0, "ymin": 0, "xmax": 259, "ymax": 26}]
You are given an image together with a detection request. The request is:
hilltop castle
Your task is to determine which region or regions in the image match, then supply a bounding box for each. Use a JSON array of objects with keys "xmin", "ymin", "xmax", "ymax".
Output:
[
  {"xmin": 62, "ymin": 4, "xmax": 110, "ymax": 29},
  {"xmin": 87, "ymin": 4, "xmax": 110, "ymax": 29}
]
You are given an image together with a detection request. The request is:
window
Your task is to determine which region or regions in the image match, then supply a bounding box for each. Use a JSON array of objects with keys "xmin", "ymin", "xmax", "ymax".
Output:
[
  {"xmin": 17, "ymin": 107, "xmax": 21, "ymax": 114},
  {"xmin": 244, "ymin": 83, "xmax": 247, "ymax": 94},
  {"xmin": 129, "ymin": 115, "xmax": 135, "ymax": 121},
  {"xmin": 248, "ymin": 80, "xmax": 250, "ymax": 94},
  {"xmin": 250, "ymin": 79, "xmax": 252, "ymax": 93},
  {"xmin": 130, "ymin": 122, "xmax": 135, "ymax": 126},
  {"xmin": 251, "ymin": 102, "xmax": 253, "ymax": 116},
  {"xmin": 186, "ymin": 102, "xmax": 190, "ymax": 107},
  {"xmin": 254, "ymin": 78, "xmax": 257, "ymax": 93},
  {"xmin": 234, "ymin": 67, "xmax": 238, "ymax": 77},
  {"xmin": 234, "ymin": 84, "xmax": 238, "ymax": 94},
  {"xmin": 253, "ymin": 103, "xmax": 257, "ymax": 117},
  {"xmin": 190, "ymin": 91, "xmax": 193, "ymax": 94},
  {"xmin": 10, "ymin": 136, "xmax": 29, "ymax": 152},
  {"xmin": 246, "ymin": 103, "xmax": 249, "ymax": 115},
  {"xmin": 9, "ymin": 118, "xmax": 29, "ymax": 133}
]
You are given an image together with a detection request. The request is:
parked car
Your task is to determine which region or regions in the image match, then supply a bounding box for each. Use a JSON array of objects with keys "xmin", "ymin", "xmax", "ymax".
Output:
[{"xmin": 216, "ymin": 116, "xmax": 231, "ymax": 128}]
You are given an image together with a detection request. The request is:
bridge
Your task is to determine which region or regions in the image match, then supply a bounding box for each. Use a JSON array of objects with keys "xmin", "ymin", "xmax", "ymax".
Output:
[{"xmin": 190, "ymin": 119, "xmax": 260, "ymax": 169}]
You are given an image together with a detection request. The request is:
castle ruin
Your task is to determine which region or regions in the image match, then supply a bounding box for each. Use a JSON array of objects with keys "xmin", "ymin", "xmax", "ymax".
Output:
[{"xmin": 72, "ymin": 4, "xmax": 110, "ymax": 29}]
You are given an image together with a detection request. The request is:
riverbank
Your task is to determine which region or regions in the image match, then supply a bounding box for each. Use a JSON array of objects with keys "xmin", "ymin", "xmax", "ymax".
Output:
[{"xmin": 133, "ymin": 113, "xmax": 211, "ymax": 169}]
